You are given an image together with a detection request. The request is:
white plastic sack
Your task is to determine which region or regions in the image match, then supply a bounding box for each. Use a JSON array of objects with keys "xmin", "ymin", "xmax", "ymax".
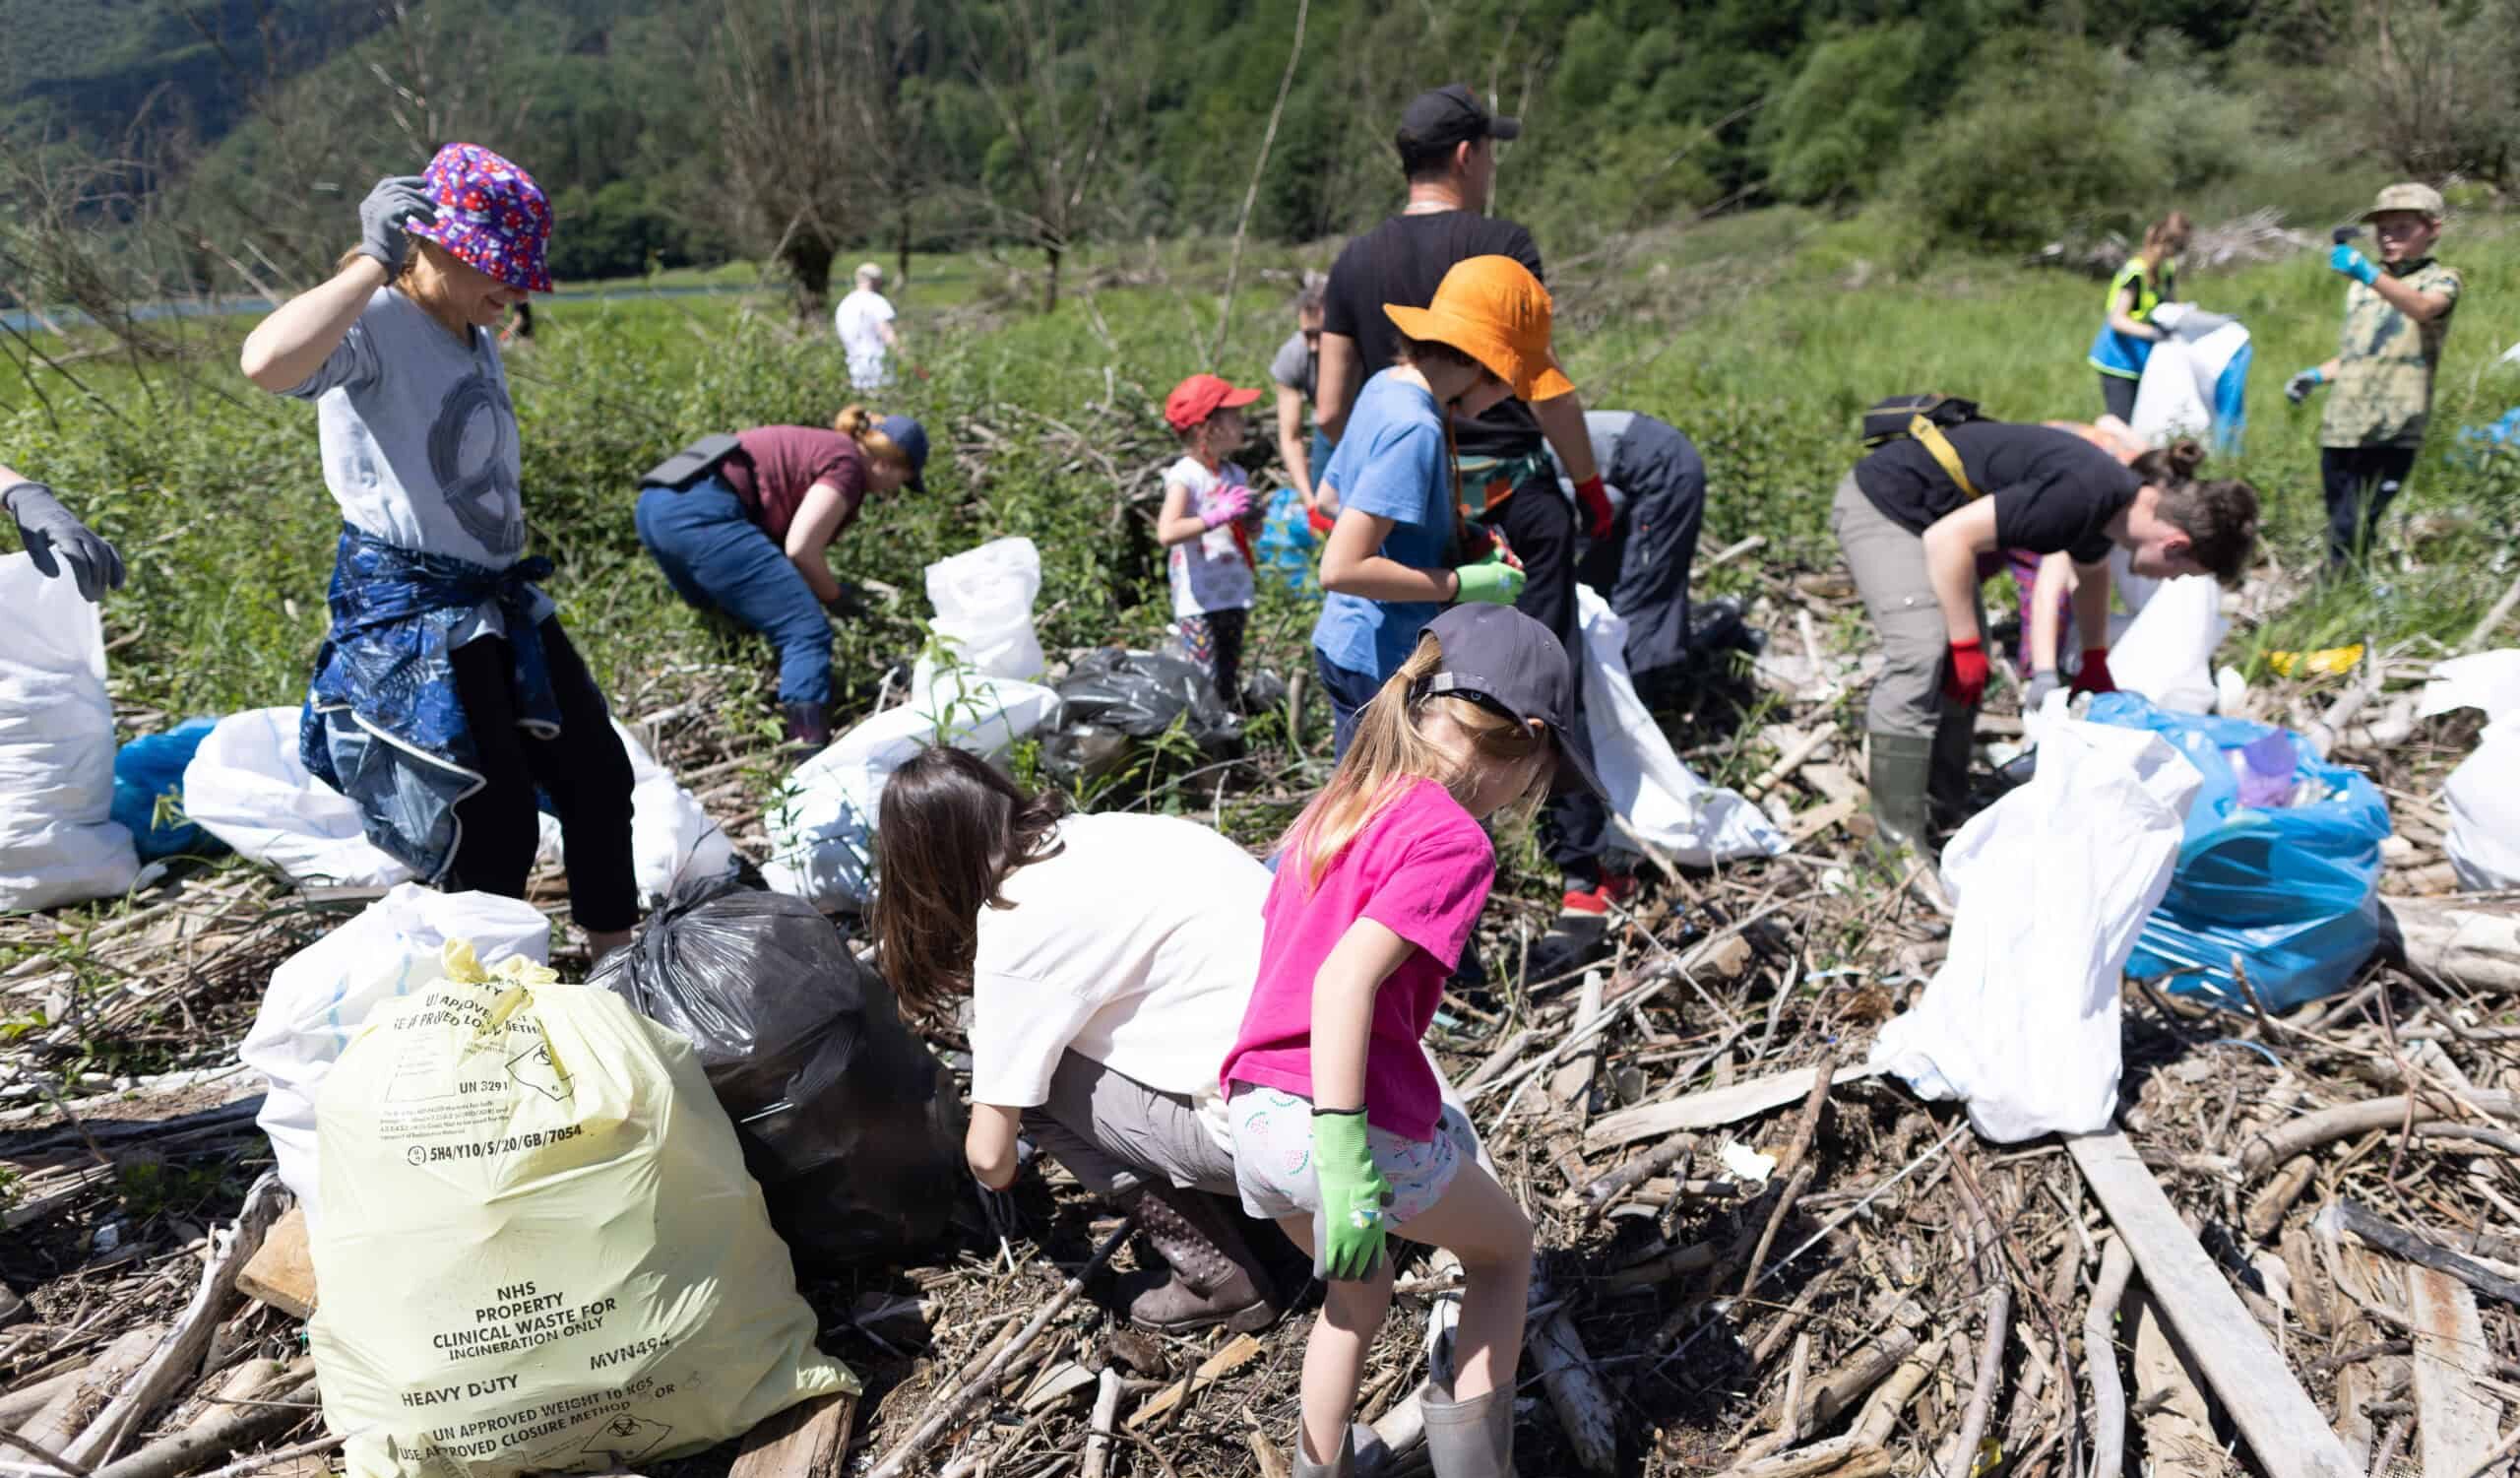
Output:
[
  {"xmin": 2418, "ymin": 650, "xmax": 2520, "ymax": 889},
  {"xmin": 309, "ymin": 945, "xmax": 849, "ymax": 1478},
  {"xmin": 1869, "ymin": 720, "xmax": 2201, "ymax": 1142},
  {"xmin": 2104, "ymin": 574, "xmax": 2226, "ymax": 713},
  {"xmin": 1575, "ymin": 588, "xmax": 1786, "ymax": 866},
  {"xmin": 762, "ymin": 673, "xmax": 1062, "ymax": 909},
  {"xmin": 239, "ymin": 884, "xmax": 549, "ymax": 1224},
  {"xmin": 182, "ymin": 707, "xmax": 414, "ymax": 887},
  {"xmin": 534, "ymin": 722, "xmax": 735, "ymax": 905},
  {"xmin": 0, "ymin": 554, "xmax": 140, "ymax": 910},
  {"xmin": 2131, "ymin": 312, "xmax": 2251, "ymax": 447},
  {"xmin": 911, "ymin": 537, "xmax": 1046, "ymax": 702}
]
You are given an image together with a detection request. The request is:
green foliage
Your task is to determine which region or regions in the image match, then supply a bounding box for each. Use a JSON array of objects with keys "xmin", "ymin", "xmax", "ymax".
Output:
[
  {"xmin": 1898, "ymin": 33, "xmax": 2154, "ymax": 252},
  {"xmin": 1761, "ymin": 24, "xmax": 1933, "ymax": 207}
]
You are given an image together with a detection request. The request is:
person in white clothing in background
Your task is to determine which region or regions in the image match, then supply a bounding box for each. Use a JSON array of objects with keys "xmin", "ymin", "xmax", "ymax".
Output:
[{"xmin": 833, "ymin": 262, "xmax": 900, "ymax": 390}]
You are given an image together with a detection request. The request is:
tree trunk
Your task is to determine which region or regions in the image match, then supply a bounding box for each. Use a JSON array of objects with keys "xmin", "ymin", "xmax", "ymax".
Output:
[
  {"xmin": 896, "ymin": 202, "xmax": 912, "ymax": 288},
  {"xmin": 1041, "ymin": 238, "xmax": 1061, "ymax": 313},
  {"xmin": 786, "ymin": 233, "xmax": 837, "ymax": 316}
]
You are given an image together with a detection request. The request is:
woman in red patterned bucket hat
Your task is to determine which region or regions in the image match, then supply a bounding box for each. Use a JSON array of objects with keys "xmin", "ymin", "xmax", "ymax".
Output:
[{"xmin": 238, "ymin": 146, "xmax": 644, "ymax": 965}]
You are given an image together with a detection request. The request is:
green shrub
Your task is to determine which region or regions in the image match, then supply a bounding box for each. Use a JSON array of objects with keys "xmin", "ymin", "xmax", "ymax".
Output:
[
  {"xmin": 1761, "ymin": 23, "xmax": 1932, "ymax": 206},
  {"xmin": 1898, "ymin": 32, "xmax": 2151, "ymax": 252}
]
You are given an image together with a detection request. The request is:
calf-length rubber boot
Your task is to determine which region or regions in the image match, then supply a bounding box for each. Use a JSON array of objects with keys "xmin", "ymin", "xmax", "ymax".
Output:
[{"xmin": 1422, "ymin": 1383, "xmax": 1516, "ymax": 1477}]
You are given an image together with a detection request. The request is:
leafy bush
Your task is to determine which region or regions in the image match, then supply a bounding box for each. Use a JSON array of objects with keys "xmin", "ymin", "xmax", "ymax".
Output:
[
  {"xmin": 1760, "ymin": 23, "xmax": 1933, "ymax": 206},
  {"xmin": 1897, "ymin": 32, "xmax": 2152, "ymax": 252}
]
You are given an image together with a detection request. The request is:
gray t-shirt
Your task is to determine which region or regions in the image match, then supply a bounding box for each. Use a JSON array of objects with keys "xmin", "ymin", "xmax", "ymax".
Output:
[
  {"xmin": 1269, "ymin": 330, "xmax": 1317, "ymax": 416},
  {"xmin": 287, "ymin": 288, "xmax": 546, "ymax": 640}
]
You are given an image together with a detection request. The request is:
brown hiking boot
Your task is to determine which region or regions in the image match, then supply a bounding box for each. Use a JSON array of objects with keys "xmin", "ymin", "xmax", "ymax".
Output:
[{"xmin": 1119, "ymin": 1186, "xmax": 1284, "ymax": 1334}]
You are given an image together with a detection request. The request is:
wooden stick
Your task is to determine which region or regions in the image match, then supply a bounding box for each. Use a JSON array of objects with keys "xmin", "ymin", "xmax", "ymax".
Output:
[
  {"xmin": 1080, "ymin": 1368, "xmax": 1121, "ymax": 1478},
  {"xmin": 2238, "ymin": 1090, "xmax": 2519, "ymax": 1175},
  {"xmin": 1744, "ymin": 724, "xmax": 1839, "ymax": 803},
  {"xmin": 2082, "ymin": 1235, "xmax": 2134, "ymax": 1478},
  {"xmin": 1945, "ymin": 1270, "xmax": 2010, "ymax": 1478},
  {"xmin": 866, "ymin": 1217, "xmax": 1134, "ymax": 1478},
  {"xmin": 83, "ymin": 1376, "xmax": 317, "ymax": 1478},
  {"xmin": 1531, "ymin": 1307, "xmax": 1619, "ymax": 1475},
  {"xmin": 1796, "ymin": 1327, "xmax": 1918, "ymax": 1433},
  {"xmin": 2460, "ymin": 569, "xmax": 2520, "ymax": 652},
  {"xmin": 2324, "ymin": 1198, "xmax": 2520, "ymax": 1307}
]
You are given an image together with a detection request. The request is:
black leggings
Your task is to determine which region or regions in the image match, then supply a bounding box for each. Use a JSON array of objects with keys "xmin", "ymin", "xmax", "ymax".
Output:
[
  {"xmin": 2100, "ymin": 373, "xmax": 2138, "ymax": 424},
  {"xmin": 2319, "ymin": 444, "xmax": 2419, "ymax": 568},
  {"xmin": 1487, "ymin": 476, "xmax": 1610, "ymax": 888},
  {"xmin": 446, "ymin": 619, "xmax": 638, "ymax": 932}
]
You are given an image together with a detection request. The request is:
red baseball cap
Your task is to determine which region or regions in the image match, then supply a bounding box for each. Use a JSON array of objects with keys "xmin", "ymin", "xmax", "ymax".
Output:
[{"xmin": 1164, "ymin": 373, "xmax": 1263, "ymax": 432}]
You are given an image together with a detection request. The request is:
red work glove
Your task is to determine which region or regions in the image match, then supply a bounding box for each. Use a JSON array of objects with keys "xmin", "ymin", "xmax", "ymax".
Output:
[
  {"xmin": 1941, "ymin": 636, "xmax": 1988, "ymax": 706},
  {"xmin": 2069, "ymin": 648, "xmax": 2117, "ymax": 696},
  {"xmin": 1573, "ymin": 475, "xmax": 1614, "ymax": 541}
]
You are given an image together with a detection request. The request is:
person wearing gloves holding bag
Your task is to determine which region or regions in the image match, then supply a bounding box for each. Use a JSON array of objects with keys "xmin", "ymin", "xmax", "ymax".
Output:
[
  {"xmin": 1, "ymin": 466, "xmax": 123, "ymax": 603},
  {"xmin": 2283, "ymin": 183, "xmax": 2464, "ymax": 569},
  {"xmin": 1156, "ymin": 373, "xmax": 1268, "ymax": 705},
  {"xmin": 238, "ymin": 145, "xmax": 638, "ymax": 962},
  {"xmin": 1225, "ymin": 605, "xmax": 1604, "ymax": 1478},
  {"xmin": 1310, "ymin": 254, "xmax": 1564, "ymax": 759},
  {"xmin": 869, "ymin": 745, "xmax": 1297, "ymax": 1336},
  {"xmin": 1834, "ymin": 417, "xmax": 2259, "ymax": 867},
  {"xmin": 633, "ymin": 409, "xmax": 929, "ymax": 752}
]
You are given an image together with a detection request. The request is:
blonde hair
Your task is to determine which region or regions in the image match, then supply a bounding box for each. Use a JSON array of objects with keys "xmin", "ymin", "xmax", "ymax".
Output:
[
  {"xmin": 2141, "ymin": 211, "xmax": 2192, "ymax": 271},
  {"xmin": 1280, "ymin": 632, "xmax": 1550, "ymax": 889},
  {"xmin": 834, "ymin": 404, "xmax": 911, "ymax": 473}
]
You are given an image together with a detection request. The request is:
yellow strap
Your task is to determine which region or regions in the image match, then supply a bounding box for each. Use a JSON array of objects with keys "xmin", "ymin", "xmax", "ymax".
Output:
[{"xmin": 1912, "ymin": 414, "xmax": 1982, "ymax": 501}]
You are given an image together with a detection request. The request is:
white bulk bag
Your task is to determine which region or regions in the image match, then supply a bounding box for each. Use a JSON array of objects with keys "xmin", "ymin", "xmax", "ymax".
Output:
[
  {"xmin": 911, "ymin": 537, "xmax": 1046, "ymax": 700},
  {"xmin": 1869, "ymin": 720, "xmax": 2200, "ymax": 1141},
  {"xmin": 763, "ymin": 674, "xmax": 1062, "ymax": 910},
  {"xmin": 238, "ymin": 884, "xmax": 549, "ymax": 1221},
  {"xmin": 0, "ymin": 553, "xmax": 139, "ymax": 910},
  {"xmin": 1575, "ymin": 588, "xmax": 1785, "ymax": 867},
  {"xmin": 182, "ymin": 707, "xmax": 413, "ymax": 888}
]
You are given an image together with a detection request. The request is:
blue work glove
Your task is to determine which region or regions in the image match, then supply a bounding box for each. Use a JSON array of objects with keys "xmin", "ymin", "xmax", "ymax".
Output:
[
  {"xmin": 4, "ymin": 482, "xmax": 125, "ymax": 603},
  {"xmin": 2329, "ymin": 243, "xmax": 2380, "ymax": 287},
  {"xmin": 2286, "ymin": 367, "xmax": 2325, "ymax": 405},
  {"xmin": 356, "ymin": 175, "xmax": 438, "ymax": 275}
]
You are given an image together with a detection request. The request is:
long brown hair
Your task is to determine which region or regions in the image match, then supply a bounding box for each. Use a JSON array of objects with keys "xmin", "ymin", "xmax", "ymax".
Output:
[
  {"xmin": 1281, "ymin": 630, "xmax": 1549, "ymax": 889},
  {"xmin": 868, "ymin": 746, "xmax": 1066, "ymax": 1019},
  {"xmin": 2141, "ymin": 211, "xmax": 2192, "ymax": 273},
  {"xmin": 2130, "ymin": 436, "xmax": 2259, "ymax": 584}
]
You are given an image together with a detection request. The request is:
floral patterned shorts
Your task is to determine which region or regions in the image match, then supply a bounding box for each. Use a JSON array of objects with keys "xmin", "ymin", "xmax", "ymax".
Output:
[{"xmin": 1226, "ymin": 1083, "xmax": 1480, "ymax": 1227}]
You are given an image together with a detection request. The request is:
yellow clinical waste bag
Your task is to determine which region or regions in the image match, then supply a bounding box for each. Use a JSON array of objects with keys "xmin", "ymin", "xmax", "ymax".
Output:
[{"xmin": 308, "ymin": 944, "xmax": 852, "ymax": 1478}]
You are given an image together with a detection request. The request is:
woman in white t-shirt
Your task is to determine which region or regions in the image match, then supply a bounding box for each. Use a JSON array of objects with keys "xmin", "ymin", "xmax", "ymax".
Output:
[{"xmin": 869, "ymin": 745, "xmax": 1291, "ymax": 1334}]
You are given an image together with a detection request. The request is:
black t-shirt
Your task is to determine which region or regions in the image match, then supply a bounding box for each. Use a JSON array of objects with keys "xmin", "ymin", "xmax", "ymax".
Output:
[
  {"xmin": 1852, "ymin": 421, "xmax": 2140, "ymax": 563},
  {"xmin": 1323, "ymin": 211, "xmax": 1547, "ymax": 460}
]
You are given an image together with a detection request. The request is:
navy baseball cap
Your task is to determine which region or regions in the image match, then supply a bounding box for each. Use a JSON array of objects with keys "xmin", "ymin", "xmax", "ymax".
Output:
[
  {"xmin": 879, "ymin": 415, "xmax": 929, "ymax": 492},
  {"xmin": 1396, "ymin": 85, "xmax": 1521, "ymax": 161},
  {"xmin": 1415, "ymin": 604, "xmax": 1604, "ymax": 799}
]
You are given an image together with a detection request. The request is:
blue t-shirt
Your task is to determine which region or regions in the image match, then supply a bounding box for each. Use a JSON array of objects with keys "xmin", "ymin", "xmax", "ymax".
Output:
[{"xmin": 1310, "ymin": 371, "xmax": 1450, "ymax": 679}]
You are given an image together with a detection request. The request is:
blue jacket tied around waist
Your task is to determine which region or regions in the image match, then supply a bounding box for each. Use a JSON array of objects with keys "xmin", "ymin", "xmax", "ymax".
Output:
[{"xmin": 299, "ymin": 524, "xmax": 578, "ymax": 882}]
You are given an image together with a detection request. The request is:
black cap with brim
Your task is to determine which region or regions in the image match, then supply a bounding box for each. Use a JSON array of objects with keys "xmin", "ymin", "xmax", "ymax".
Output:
[
  {"xmin": 1418, "ymin": 604, "xmax": 1606, "ymax": 801},
  {"xmin": 1396, "ymin": 84, "xmax": 1522, "ymax": 159}
]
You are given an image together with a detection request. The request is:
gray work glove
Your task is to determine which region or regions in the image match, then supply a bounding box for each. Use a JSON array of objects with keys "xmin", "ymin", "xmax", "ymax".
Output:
[
  {"xmin": 356, "ymin": 175, "xmax": 438, "ymax": 275},
  {"xmin": 2024, "ymin": 668, "xmax": 2061, "ymax": 711},
  {"xmin": 5, "ymin": 482, "xmax": 124, "ymax": 603}
]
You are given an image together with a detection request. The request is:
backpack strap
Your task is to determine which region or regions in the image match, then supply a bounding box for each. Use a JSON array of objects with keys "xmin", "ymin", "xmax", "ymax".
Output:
[{"xmin": 1911, "ymin": 414, "xmax": 1982, "ymax": 501}]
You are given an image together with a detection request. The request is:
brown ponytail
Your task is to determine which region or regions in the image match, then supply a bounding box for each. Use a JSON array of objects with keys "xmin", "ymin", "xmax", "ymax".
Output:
[
  {"xmin": 2130, "ymin": 437, "xmax": 2258, "ymax": 585},
  {"xmin": 833, "ymin": 404, "xmax": 909, "ymax": 475},
  {"xmin": 868, "ymin": 746, "xmax": 1066, "ymax": 1020}
]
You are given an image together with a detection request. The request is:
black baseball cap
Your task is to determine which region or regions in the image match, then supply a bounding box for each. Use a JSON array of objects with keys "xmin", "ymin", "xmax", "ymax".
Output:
[
  {"xmin": 1396, "ymin": 84, "xmax": 1522, "ymax": 161},
  {"xmin": 1415, "ymin": 604, "xmax": 1604, "ymax": 799}
]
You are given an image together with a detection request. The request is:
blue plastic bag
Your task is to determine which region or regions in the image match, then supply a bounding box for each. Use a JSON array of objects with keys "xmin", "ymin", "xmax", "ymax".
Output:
[
  {"xmin": 111, "ymin": 718, "xmax": 228, "ymax": 863},
  {"xmin": 2085, "ymin": 693, "xmax": 2391, "ymax": 1011},
  {"xmin": 1254, "ymin": 485, "xmax": 1319, "ymax": 597}
]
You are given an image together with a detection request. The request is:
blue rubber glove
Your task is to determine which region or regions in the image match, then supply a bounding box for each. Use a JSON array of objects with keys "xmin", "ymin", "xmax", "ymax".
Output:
[
  {"xmin": 2330, "ymin": 243, "xmax": 2379, "ymax": 287},
  {"xmin": 2285, "ymin": 367, "xmax": 2325, "ymax": 405}
]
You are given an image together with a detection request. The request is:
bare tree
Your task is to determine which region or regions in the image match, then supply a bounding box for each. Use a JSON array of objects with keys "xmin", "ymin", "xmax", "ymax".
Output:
[
  {"xmin": 712, "ymin": 0, "xmax": 919, "ymax": 312},
  {"xmin": 952, "ymin": 0, "xmax": 1142, "ymax": 313},
  {"xmin": 2299, "ymin": 0, "xmax": 2518, "ymax": 182}
]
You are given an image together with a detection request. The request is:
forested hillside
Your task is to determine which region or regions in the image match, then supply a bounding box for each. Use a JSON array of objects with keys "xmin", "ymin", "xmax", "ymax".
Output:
[{"xmin": 4, "ymin": 0, "xmax": 2516, "ymax": 305}]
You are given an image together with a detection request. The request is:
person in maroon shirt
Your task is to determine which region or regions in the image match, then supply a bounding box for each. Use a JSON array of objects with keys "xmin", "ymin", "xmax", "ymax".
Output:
[{"xmin": 635, "ymin": 406, "xmax": 929, "ymax": 749}]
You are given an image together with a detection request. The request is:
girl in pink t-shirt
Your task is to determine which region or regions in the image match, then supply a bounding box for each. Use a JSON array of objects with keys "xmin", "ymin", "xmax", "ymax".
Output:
[{"xmin": 1220, "ymin": 603, "xmax": 1605, "ymax": 1478}]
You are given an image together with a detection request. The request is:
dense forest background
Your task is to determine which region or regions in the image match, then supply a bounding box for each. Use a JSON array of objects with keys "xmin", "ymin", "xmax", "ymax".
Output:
[{"xmin": 3, "ymin": 0, "xmax": 2517, "ymax": 309}]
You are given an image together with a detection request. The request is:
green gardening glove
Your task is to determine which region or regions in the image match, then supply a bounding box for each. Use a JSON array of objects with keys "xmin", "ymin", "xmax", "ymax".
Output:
[
  {"xmin": 1310, "ymin": 1108, "xmax": 1395, "ymax": 1281},
  {"xmin": 1451, "ymin": 546, "xmax": 1526, "ymax": 606}
]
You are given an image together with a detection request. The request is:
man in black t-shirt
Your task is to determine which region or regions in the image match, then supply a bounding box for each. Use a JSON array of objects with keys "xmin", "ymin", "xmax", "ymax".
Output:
[{"xmin": 1317, "ymin": 84, "xmax": 1624, "ymax": 984}]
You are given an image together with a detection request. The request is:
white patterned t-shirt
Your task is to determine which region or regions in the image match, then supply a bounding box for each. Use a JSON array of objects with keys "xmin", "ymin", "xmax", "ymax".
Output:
[{"xmin": 1164, "ymin": 455, "xmax": 1259, "ymax": 619}]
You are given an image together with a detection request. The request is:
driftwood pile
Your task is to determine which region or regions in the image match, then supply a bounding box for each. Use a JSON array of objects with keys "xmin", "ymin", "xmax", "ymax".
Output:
[{"xmin": 5, "ymin": 559, "xmax": 2520, "ymax": 1478}]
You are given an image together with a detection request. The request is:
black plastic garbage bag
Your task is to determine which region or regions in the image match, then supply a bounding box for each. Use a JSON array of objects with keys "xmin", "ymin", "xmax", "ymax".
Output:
[
  {"xmin": 591, "ymin": 875, "xmax": 967, "ymax": 1264},
  {"xmin": 1054, "ymin": 648, "xmax": 1241, "ymax": 748}
]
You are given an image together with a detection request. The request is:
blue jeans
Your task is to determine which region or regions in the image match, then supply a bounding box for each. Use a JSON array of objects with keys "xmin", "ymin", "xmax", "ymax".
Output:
[
  {"xmin": 1314, "ymin": 649, "xmax": 1384, "ymax": 760},
  {"xmin": 635, "ymin": 478, "xmax": 832, "ymax": 705}
]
